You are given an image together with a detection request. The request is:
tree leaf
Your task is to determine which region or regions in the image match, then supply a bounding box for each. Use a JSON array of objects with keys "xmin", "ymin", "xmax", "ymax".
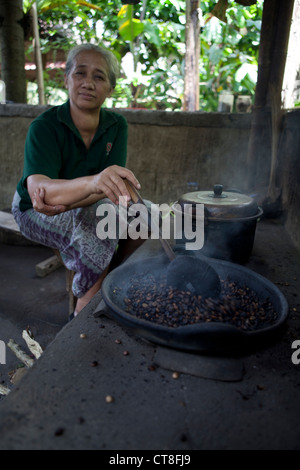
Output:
[
  {"xmin": 211, "ymin": 0, "xmax": 229, "ymax": 23},
  {"xmin": 143, "ymin": 20, "xmax": 162, "ymax": 48},
  {"xmin": 118, "ymin": 4, "xmax": 144, "ymax": 42},
  {"xmin": 38, "ymin": 0, "xmax": 102, "ymax": 13},
  {"xmin": 119, "ymin": 19, "xmax": 144, "ymax": 41}
]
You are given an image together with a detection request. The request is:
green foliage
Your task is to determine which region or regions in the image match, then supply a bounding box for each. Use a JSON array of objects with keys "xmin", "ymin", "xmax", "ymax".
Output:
[
  {"xmin": 24, "ymin": 0, "xmax": 263, "ymax": 111},
  {"xmin": 200, "ymin": 0, "xmax": 263, "ymax": 110},
  {"xmin": 118, "ymin": 5, "xmax": 144, "ymax": 42}
]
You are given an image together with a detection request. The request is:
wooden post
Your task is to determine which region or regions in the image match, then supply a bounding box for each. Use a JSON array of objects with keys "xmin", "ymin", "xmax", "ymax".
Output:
[
  {"xmin": 183, "ymin": 0, "xmax": 200, "ymax": 111},
  {"xmin": 32, "ymin": 1, "xmax": 45, "ymax": 105},
  {"xmin": 0, "ymin": 0, "xmax": 26, "ymax": 103},
  {"xmin": 282, "ymin": 0, "xmax": 300, "ymax": 108},
  {"xmin": 246, "ymin": 0, "xmax": 295, "ymax": 191}
]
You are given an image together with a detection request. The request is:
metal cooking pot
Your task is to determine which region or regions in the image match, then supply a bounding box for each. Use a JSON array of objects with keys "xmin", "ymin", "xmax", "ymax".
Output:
[{"xmin": 173, "ymin": 184, "xmax": 263, "ymax": 264}]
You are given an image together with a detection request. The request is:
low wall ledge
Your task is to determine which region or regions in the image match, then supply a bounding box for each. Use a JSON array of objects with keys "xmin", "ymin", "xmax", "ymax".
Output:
[
  {"xmin": 115, "ymin": 109, "xmax": 252, "ymax": 128},
  {"xmin": 0, "ymin": 103, "xmax": 51, "ymax": 118},
  {"xmin": 0, "ymin": 103, "xmax": 252, "ymax": 128}
]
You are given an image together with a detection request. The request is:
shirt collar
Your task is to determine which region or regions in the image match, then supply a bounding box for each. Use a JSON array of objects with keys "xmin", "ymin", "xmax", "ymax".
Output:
[{"xmin": 57, "ymin": 100, "xmax": 118, "ymax": 141}]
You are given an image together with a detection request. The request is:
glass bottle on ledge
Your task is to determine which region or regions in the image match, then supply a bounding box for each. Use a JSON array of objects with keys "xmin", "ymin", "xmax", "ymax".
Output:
[
  {"xmin": 0, "ymin": 81, "xmax": 6, "ymax": 104},
  {"xmin": 187, "ymin": 182, "xmax": 199, "ymax": 194}
]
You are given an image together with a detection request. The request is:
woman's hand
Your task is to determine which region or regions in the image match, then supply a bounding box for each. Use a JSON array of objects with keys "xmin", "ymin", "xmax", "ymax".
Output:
[
  {"xmin": 93, "ymin": 166, "xmax": 141, "ymax": 205},
  {"xmin": 32, "ymin": 188, "xmax": 69, "ymax": 216}
]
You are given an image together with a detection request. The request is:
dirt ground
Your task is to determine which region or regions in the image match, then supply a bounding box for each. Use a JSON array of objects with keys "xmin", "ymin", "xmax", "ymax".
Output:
[
  {"xmin": 0, "ymin": 218, "xmax": 300, "ymax": 449},
  {"xmin": 1, "ymin": 217, "xmax": 300, "ymax": 388},
  {"xmin": 0, "ymin": 243, "xmax": 68, "ymax": 389}
]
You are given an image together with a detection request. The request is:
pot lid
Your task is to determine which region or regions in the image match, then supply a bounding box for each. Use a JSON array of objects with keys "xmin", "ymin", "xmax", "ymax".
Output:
[{"xmin": 178, "ymin": 184, "xmax": 259, "ymax": 219}]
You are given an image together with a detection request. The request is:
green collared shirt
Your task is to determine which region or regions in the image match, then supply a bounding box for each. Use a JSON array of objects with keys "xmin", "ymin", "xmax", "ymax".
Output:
[{"xmin": 16, "ymin": 101, "xmax": 128, "ymax": 211}]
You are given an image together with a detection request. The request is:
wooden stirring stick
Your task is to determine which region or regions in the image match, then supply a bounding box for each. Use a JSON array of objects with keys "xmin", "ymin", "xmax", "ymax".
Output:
[{"xmin": 123, "ymin": 179, "xmax": 176, "ymax": 262}]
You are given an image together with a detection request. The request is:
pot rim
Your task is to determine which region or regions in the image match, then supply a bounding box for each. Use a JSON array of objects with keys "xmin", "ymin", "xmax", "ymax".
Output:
[
  {"xmin": 171, "ymin": 203, "xmax": 263, "ymax": 222},
  {"xmin": 206, "ymin": 206, "xmax": 264, "ymax": 222}
]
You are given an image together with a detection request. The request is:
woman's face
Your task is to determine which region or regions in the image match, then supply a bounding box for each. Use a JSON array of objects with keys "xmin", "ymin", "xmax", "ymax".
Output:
[{"xmin": 65, "ymin": 50, "xmax": 113, "ymax": 112}]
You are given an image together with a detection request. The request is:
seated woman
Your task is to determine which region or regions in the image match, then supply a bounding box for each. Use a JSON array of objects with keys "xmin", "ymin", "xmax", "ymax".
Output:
[{"xmin": 12, "ymin": 43, "xmax": 141, "ymax": 320}]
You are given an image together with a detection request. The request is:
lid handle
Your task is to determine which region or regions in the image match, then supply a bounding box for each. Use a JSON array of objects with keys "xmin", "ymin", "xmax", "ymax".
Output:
[{"xmin": 213, "ymin": 184, "xmax": 223, "ymax": 198}]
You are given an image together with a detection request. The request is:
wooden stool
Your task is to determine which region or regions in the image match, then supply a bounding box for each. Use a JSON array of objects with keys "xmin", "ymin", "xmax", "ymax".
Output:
[{"xmin": 52, "ymin": 249, "xmax": 77, "ymax": 316}]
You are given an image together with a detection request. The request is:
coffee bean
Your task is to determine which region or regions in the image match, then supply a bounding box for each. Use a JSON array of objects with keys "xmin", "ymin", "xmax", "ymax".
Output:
[
  {"xmin": 121, "ymin": 272, "xmax": 278, "ymax": 332},
  {"xmin": 105, "ymin": 395, "xmax": 114, "ymax": 403}
]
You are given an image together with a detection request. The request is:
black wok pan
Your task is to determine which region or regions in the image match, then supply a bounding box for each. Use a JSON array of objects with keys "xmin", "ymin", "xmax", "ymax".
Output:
[{"xmin": 101, "ymin": 255, "xmax": 289, "ymax": 354}]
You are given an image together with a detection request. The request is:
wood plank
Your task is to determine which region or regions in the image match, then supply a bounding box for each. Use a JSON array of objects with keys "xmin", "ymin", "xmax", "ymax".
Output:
[
  {"xmin": 35, "ymin": 255, "xmax": 63, "ymax": 278},
  {"xmin": 0, "ymin": 211, "xmax": 20, "ymax": 234}
]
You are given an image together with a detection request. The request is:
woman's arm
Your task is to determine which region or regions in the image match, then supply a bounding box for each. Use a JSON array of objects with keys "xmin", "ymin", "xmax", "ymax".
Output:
[
  {"xmin": 32, "ymin": 188, "xmax": 107, "ymax": 216},
  {"xmin": 27, "ymin": 165, "xmax": 141, "ymax": 209},
  {"xmin": 27, "ymin": 174, "xmax": 96, "ymax": 208}
]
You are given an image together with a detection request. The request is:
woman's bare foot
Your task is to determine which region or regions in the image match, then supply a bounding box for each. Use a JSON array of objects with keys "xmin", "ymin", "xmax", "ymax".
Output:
[{"xmin": 74, "ymin": 266, "xmax": 109, "ymax": 316}]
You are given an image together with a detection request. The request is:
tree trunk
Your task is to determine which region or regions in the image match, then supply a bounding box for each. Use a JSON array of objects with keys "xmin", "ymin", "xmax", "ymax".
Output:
[
  {"xmin": 246, "ymin": 0, "xmax": 295, "ymax": 191},
  {"xmin": 0, "ymin": 0, "xmax": 26, "ymax": 103},
  {"xmin": 32, "ymin": 2, "xmax": 45, "ymax": 105},
  {"xmin": 282, "ymin": 0, "xmax": 300, "ymax": 108},
  {"xmin": 183, "ymin": 0, "xmax": 200, "ymax": 111}
]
